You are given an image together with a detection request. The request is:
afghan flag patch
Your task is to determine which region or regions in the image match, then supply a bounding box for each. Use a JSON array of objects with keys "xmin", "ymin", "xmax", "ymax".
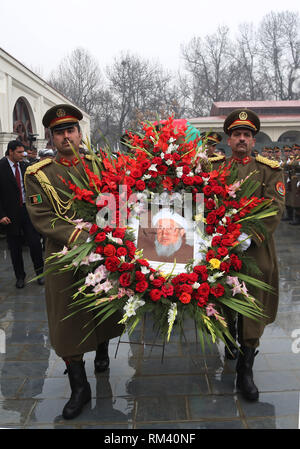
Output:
[
  {"xmin": 276, "ymin": 182, "xmax": 286, "ymax": 196},
  {"xmin": 30, "ymin": 194, "xmax": 42, "ymax": 204}
]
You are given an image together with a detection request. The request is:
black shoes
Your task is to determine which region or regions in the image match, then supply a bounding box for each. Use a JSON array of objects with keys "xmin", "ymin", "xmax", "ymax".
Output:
[
  {"xmin": 37, "ymin": 277, "xmax": 45, "ymax": 285},
  {"xmin": 94, "ymin": 340, "xmax": 110, "ymax": 373},
  {"xmin": 15, "ymin": 278, "xmax": 25, "ymax": 289},
  {"xmin": 63, "ymin": 360, "xmax": 91, "ymax": 420},
  {"xmin": 236, "ymin": 345, "xmax": 259, "ymax": 401}
]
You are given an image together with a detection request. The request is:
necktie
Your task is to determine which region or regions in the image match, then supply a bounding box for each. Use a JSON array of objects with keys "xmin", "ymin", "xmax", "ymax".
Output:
[{"xmin": 14, "ymin": 163, "xmax": 23, "ymax": 206}]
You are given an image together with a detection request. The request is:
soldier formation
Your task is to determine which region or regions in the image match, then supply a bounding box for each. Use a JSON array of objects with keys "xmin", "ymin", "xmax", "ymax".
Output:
[{"xmin": 261, "ymin": 144, "xmax": 300, "ymax": 225}]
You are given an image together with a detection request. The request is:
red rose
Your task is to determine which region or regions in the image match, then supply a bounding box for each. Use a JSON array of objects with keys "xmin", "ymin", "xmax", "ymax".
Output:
[
  {"xmin": 95, "ymin": 246, "xmax": 103, "ymax": 255},
  {"xmin": 211, "ymin": 236, "xmax": 221, "ymax": 246},
  {"xmin": 125, "ymin": 176, "xmax": 136, "ymax": 187},
  {"xmin": 210, "ymin": 283, "xmax": 225, "ymax": 298},
  {"xmin": 137, "ymin": 259, "xmax": 150, "ymax": 267},
  {"xmin": 206, "ymin": 198, "xmax": 216, "ymax": 210},
  {"xmin": 206, "ymin": 225, "xmax": 215, "ymax": 235},
  {"xmin": 103, "ymin": 244, "xmax": 116, "ymax": 257},
  {"xmin": 131, "ymin": 168, "xmax": 143, "ymax": 178},
  {"xmin": 220, "ymin": 261, "xmax": 230, "ymax": 273},
  {"xmin": 193, "ymin": 265, "xmax": 208, "ymax": 281},
  {"xmin": 197, "ymin": 296, "xmax": 208, "ymax": 307},
  {"xmin": 118, "ymin": 262, "xmax": 134, "ymax": 272},
  {"xmin": 216, "ymin": 226, "xmax": 227, "ymax": 235},
  {"xmin": 135, "ymin": 271, "xmax": 146, "ymax": 281},
  {"xmin": 119, "ymin": 272, "xmax": 131, "ymax": 287},
  {"xmin": 89, "ymin": 224, "xmax": 98, "ymax": 235},
  {"xmin": 148, "ymin": 181, "xmax": 157, "ymax": 189},
  {"xmin": 135, "ymin": 281, "xmax": 148, "ymax": 293},
  {"xmin": 206, "ymin": 212, "xmax": 217, "ymax": 224},
  {"xmin": 198, "ymin": 282, "xmax": 210, "ymax": 297},
  {"xmin": 113, "ymin": 228, "xmax": 126, "ymax": 239},
  {"xmin": 150, "ymin": 289, "xmax": 162, "ymax": 302},
  {"xmin": 216, "ymin": 205, "xmax": 226, "ymax": 217},
  {"xmin": 157, "ymin": 165, "xmax": 168, "ymax": 175},
  {"xmin": 141, "ymin": 160, "xmax": 151, "ymax": 171},
  {"xmin": 179, "ymin": 292, "xmax": 191, "ymax": 304},
  {"xmin": 182, "ymin": 175, "xmax": 194, "ymax": 185},
  {"xmin": 206, "ymin": 249, "xmax": 216, "ymax": 262},
  {"xmin": 187, "ymin": 273, "xmax": 198, "ymax": 284},
  {"xmin": 105, "ymin": 256, "xmax": 120, "ymax": 272},
  {"xmin": 135, "ymin": 180, "xmax": 146, "ymax": 191},
  {"xmin": 116, "ymin": 247, "xmax": 128, "ymax": 257},
  {"xmin": 95, "ymin": 232, "xmax": 106, "ymax": 242},
  {"xmin": 203, "ymin": 186, "xmax": 212, "ymax": 196},
  {"xmin": 179, "ymin": 284, "xmax": 193, "ymax": 295},
  {"xmin": 161, "ymin": 284, "xmax": 174, "ymax": 297},
  {"xmin": 218, "ymin": 247, "xmax": 228, "ymax": 257},
  {"xmin": 211, "ymin": 185, "xmax": 223, "ymax": 195},
  {"xmin": 151, "ymin": 276, "xmax": 165, "ymax": 287},
  {"xmin": 193, "ymin": 176, "xmax": 203, "ymax": 185}
]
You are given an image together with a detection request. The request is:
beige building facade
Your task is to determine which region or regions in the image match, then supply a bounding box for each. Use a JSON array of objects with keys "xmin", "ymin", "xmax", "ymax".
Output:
[{"xmin": 0, "ymin": 47, "xmax": 90, "ymax": 157}]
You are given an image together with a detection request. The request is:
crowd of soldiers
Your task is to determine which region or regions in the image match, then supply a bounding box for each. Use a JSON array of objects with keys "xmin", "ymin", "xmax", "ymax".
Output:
[{"xmin": 260, "ymin": 144, "xmax": 300, "ymax": 225}]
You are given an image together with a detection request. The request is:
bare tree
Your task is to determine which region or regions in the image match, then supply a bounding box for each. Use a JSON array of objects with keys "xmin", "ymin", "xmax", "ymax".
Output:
[
  {"xmin": 48, "ymin": 47, "xmax": 104, "ymax": 115},
  {"xmin": 104, "ymin": 52, "xmax": 183, "ymax": 144},
  {"xmin": 258, "ymin": 11, "xmax": 300, "ymax": 100},
  {"xmin": 181, "ymin": 26, "xmax": 238, "ymax": 115}
]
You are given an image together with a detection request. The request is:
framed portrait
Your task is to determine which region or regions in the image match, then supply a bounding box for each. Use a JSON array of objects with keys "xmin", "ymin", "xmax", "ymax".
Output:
[{"xmin": 128, "ymin": 205, "xmax": 203, "ymax": 274}]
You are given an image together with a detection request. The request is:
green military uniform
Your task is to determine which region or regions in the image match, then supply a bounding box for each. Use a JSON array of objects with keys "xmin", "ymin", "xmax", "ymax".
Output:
[
  {"xmin": 25, "ymin": 156, "xmax": 123, "ymax": 358},
  {"xmin": 289, "ymin": 154, "xmax": 300, "ymax": 224},
  {"xmin": 228, "ymin": 155, "xmax": 285, "ymax": 345}
]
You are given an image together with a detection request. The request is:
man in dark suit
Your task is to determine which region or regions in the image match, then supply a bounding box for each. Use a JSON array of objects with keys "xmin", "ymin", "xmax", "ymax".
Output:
[{"xmin": 0, "ymin": 140, "xmax": 44, "ymax": 288}]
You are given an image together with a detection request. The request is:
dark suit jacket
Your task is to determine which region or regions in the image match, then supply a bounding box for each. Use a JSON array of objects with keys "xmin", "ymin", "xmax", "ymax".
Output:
[{"xmin": 0, "ymin": 157, "xmax": 29, "ymax": 235}]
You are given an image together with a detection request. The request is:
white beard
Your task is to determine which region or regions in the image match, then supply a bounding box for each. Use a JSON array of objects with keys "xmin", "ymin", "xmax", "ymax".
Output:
[{"xmin": 155, "ymin": 236, "xmax": 183, "ymax": 258}]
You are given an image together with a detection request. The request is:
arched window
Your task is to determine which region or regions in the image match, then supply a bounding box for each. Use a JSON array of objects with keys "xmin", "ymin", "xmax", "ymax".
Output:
[{"xmin": 13, "ymin": 98, "xmax": 33, "ymax": 148}]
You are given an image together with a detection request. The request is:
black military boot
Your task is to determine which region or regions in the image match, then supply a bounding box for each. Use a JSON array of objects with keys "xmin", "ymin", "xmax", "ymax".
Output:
[
  {"xmin": 224, "ymin": 317, "xmax": 238, "ymax": 360},
  {"xmin": 63, "ymin": 360, "xmax": 91, "ymax": 419},
  {"xmin": 289, "ymin": 211, "xmax": 300, "ymax": 226},
  {"xmin": 281, "ymin": 206, "xmax": 293, "ymax": 222},
  {"xmin": 94, "ymin": 340, "xmax": 110, "ymax": 373},
  {"xmin": 236, "ymin": 345, "xmax": 259, "ymax": 401}
]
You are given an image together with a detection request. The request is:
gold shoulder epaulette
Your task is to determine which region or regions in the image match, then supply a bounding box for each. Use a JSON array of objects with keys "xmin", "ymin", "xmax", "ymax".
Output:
[
  {"xmin": 25, "ymin": 158, "xmax": 53, "ymax": 176},
  {"xmin": 208, "ymin": 155, "xmax": 225, "ymax": 162},
  {"xmin": 255, "ymin": 155, "xmax": 280, "ymax": 169}
]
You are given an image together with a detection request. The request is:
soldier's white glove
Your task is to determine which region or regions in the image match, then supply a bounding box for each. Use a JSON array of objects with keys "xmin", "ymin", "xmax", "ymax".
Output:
[{"xmin": 237, "ymin": 233, "xmax": 251, "ymax": 251}]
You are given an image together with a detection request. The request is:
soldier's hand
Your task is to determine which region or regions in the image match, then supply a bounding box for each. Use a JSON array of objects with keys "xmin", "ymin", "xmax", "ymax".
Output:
[{"xmin": 0, "ymin": 216, "xmax": 11, "ymax": 225}]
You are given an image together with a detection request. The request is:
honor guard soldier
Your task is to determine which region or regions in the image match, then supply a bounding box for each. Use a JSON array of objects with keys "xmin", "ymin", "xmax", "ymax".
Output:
[
  {"xmin": 289, "ymin": 144, "xmax": 300, "ymax": 225},
  {"xmin": 223, "ymin": 108, "xmax": 285, "ymax": 401},
  {"xmin": 25, "ymin": 104, "xmax": 123, "ymax": 420},
  {"xmin": 200, "ymin": 131, "xmax": 225, "ymax": 166}
]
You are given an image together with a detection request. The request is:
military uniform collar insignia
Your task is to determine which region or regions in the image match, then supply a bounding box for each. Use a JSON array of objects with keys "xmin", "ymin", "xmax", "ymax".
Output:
[
  {"xmin": 232, "ymin": 156, "xmax": 252, "ymax": 165},
  {"xmin": 57, "ymin": 157, "xmax": 81, "ymax": 167}
]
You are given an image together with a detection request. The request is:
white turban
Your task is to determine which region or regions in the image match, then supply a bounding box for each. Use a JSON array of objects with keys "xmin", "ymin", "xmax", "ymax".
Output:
[{"xmin": 152, "ymin": 208, "xmax": 189, "ymax": 232}]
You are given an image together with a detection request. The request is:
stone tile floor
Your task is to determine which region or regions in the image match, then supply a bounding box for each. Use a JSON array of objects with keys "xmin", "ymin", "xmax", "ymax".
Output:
[{"xmin": 0, "ymin": 221, "xmax": 300, "ymax": 429}]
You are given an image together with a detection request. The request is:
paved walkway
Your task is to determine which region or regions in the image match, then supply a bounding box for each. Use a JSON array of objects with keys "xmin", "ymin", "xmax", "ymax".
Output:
[{"xmin": 0, "ymin": 222, "xmax": 300, "ymax": 429}]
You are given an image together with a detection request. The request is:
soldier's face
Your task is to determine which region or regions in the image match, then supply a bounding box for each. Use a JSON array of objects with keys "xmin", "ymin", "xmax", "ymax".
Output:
[
  {"xmin": 227, "ymin": 129, "xmax": 255, "ymax": 158},
  {"xmin": 52, "ymin": 126, "xmax": 82, "ymax": 156}
]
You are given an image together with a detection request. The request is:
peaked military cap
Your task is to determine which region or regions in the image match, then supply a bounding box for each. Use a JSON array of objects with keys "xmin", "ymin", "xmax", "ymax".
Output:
[
  {"xmin": 223, "ymin": 109, "xmax": 260, "ymax": 135},
  {"xmin": 200, "ymin": 131, "xmax": 222, "ymax": 145},
  {"xmin": 42, "ymin": 104, "xmax": 83, "ymax": 131}
]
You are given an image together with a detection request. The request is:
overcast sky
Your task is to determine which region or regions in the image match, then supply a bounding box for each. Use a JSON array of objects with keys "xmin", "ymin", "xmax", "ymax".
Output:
[{"xmin": 1, "ymin": 0, "xmax": 299, "ymax": 80}]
